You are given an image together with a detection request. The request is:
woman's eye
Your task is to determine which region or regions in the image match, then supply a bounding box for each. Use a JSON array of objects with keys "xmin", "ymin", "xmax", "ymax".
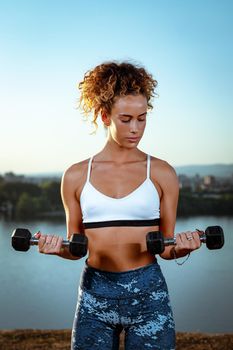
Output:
[{"xmin": 121, "ymin": 118, "xmax": 146, "ymax": 123}]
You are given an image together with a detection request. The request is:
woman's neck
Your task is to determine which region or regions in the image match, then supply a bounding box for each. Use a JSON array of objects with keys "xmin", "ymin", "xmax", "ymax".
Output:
[{"xmin": 97, "ymin": 140, "xmax": 144, "ymax": 163}]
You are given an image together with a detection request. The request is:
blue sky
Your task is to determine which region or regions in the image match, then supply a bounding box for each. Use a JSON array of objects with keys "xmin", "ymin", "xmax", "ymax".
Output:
[{"xmin": 0, "ymin": 0, "xmax": 232, "ymax": 174}]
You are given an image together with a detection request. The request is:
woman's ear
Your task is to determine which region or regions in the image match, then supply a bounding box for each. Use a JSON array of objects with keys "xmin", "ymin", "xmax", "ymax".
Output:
[{"xmin": 101, "ymin": 111, "xmax": 111, "ymax": 126}]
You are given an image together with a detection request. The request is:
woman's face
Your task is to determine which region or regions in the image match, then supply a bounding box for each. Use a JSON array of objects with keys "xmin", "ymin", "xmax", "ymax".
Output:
[{"xmin": 105, "ymin": 94, "xmax": 148, "ymax": 148}]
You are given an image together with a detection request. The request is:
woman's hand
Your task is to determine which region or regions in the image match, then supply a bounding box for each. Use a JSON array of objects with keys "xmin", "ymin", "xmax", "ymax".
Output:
[
  {"xmin": 174, "ymin": 230, "xmax": 202, "ymax": 257},
  {"xmin": 34, "ymin": 232, "xmax": 64, "ymax": 255}
]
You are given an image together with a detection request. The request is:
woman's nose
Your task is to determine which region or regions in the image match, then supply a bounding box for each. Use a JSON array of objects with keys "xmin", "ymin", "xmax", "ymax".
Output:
[{"xmin": 130, "ymin": 120, "xmax": 139, "ymax": 133}]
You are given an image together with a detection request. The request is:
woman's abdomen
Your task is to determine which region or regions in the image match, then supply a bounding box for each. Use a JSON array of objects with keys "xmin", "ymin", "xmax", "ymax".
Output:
[{"xmin": 85, "ymin": 225, "xmax": 159, "ymax": 272}]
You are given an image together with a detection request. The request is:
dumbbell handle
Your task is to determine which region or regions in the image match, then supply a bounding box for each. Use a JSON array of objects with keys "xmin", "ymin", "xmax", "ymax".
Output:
[
  {"xmin": 29, "ymin": 237, "xmax": 70, "ymax": 247},
  {"xmin": 165, "ymin": 232, "xmax": 206, "ymax": 246}
]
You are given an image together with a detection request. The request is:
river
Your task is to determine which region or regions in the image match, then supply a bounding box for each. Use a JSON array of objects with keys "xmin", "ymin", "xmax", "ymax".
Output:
[{"xmin": 0, "ymin": 216, "xmax": 232, "ymax": 332}]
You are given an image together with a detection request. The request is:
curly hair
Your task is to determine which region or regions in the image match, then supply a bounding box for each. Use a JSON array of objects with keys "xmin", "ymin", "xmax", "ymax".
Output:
[{"xmin": 78, "ymin": 61, "xmax": 158, "ymax": 132}]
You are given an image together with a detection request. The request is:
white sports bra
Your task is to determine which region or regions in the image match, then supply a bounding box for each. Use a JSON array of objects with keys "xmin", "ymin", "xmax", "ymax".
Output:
[{"xmin": 80, "ymin": 154, "xmax": 160, "ymax": 229}]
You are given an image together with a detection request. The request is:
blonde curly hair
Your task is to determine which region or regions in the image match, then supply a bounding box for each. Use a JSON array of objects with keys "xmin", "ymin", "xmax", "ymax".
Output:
[{"xmin": 78, "ymin": 61, "xmax": 158, "ymax": 132}]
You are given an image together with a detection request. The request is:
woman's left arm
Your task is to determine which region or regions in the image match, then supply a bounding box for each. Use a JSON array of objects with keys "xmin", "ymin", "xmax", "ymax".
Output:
[{"xmin": 158, "ymin": 161, "xmax": 201, "ymax": 260}]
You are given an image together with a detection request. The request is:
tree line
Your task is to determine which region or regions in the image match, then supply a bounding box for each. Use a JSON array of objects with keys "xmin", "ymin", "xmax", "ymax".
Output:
[
  {"xmin": 177, "ymin": 189, "xmax": 233, "ymax": 216},
  {"xmin": 0, "ymin": 178, "xmax": 232, "ymax": 220},
  {"xmin": 0, "ymin": 179, "xmax": 64, "ymax": 219}
]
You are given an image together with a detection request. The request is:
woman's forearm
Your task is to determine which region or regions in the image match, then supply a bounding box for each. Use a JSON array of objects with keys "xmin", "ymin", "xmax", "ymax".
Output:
[
  {"xmin": 56, "ymin": 246, "xmax": 81, "ymax": 260},
  {"xmin": 159, "ymin": 246, "xmax": 190, "ymax": 260}
]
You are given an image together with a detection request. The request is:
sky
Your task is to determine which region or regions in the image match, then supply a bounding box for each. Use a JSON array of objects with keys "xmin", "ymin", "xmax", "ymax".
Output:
[{"xmin": 0, "ymin": 0, "xmax": 232, "ymax": 174}]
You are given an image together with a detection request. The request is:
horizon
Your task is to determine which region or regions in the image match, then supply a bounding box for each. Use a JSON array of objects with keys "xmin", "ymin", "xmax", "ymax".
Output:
[
  {"xmin": 1, "ymin": 162, "xmax": 233, "ymax": 178},
  {"xmin": 1, "ymin": 0, "xmax": 232, "ymax": 173}
]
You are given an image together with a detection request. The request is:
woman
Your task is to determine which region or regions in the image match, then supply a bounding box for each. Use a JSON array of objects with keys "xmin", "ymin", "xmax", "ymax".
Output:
[{"xmin": 35, "ymin": 61, "xmax": 201, "ymax": 349}]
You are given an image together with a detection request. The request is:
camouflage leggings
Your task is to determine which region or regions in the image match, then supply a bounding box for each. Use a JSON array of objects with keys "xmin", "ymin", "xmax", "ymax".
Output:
[{"xmin": 71, "ymin": 260, "xmax": 175, "ymax": 349}]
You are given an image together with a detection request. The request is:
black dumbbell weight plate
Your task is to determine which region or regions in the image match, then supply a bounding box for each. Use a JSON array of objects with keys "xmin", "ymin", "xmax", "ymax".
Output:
[
  {"xmin": 12, "ymin": 228, "xmax": 32, "ymax": 251},
  {"xmin": 205, "ymin": 226, "xmax": 224, "ymax": 250},
  {"xmin": 146, "ymin": 231, "xmax": 165, "ymax": 255}
]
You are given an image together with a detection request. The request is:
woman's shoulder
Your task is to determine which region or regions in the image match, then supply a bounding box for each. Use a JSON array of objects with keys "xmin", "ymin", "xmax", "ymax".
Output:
[
  {"xmin": 62, "ymin": 157, "xmax": 91, "ymax": 185},
  {"xmin": 150, "ymin": 154, "xmax": 175, "ymax": 170},
  {"xmin": 150, "ymin": 155, "xmax": 178, "ymax": 184}
]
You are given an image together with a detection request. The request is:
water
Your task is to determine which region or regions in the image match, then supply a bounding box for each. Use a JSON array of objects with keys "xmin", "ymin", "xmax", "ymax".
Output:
[{"xmin": 0, "ymin": 216, "xmax": 232, "ymax": 332}]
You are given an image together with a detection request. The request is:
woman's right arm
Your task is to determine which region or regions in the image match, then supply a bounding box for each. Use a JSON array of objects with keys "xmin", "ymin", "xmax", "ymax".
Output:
[
  {"xmin": 58, "ymin": 164, "xmax": 86, "ymax": 260},
  {"xmin": 35, "ymin": 164, "xmax": 86, "ymax": 260}
]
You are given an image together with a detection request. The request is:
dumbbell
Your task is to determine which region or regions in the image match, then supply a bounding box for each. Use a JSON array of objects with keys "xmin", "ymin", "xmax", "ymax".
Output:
[
  {"xmin": 11, "ymin": 228, "xmax": 88, "ymax": 257},
  {"xmin": 146, "ymin": 226, "xmax": 224, "ymax": 255}
]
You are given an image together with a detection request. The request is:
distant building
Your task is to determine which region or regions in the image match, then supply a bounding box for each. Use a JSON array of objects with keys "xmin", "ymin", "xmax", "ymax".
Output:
[
  {"xmin": 178, "ymin": 174, "xmax": 192, "ymax": 190},
  {"xmin": 203, "ymin": 175, "xmax": 216, "ymax": 187}
]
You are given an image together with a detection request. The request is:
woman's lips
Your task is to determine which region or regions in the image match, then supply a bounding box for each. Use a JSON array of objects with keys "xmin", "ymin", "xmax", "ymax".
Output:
[{"xmin": 126, "ymin": 137, "xmax": 140, "ymax": 142}]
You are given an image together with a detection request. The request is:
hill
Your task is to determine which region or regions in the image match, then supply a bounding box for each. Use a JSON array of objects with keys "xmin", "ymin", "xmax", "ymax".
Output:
[{"xmin": 174, "ymin": 164, "xmax": 233, "ymax": 177}]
